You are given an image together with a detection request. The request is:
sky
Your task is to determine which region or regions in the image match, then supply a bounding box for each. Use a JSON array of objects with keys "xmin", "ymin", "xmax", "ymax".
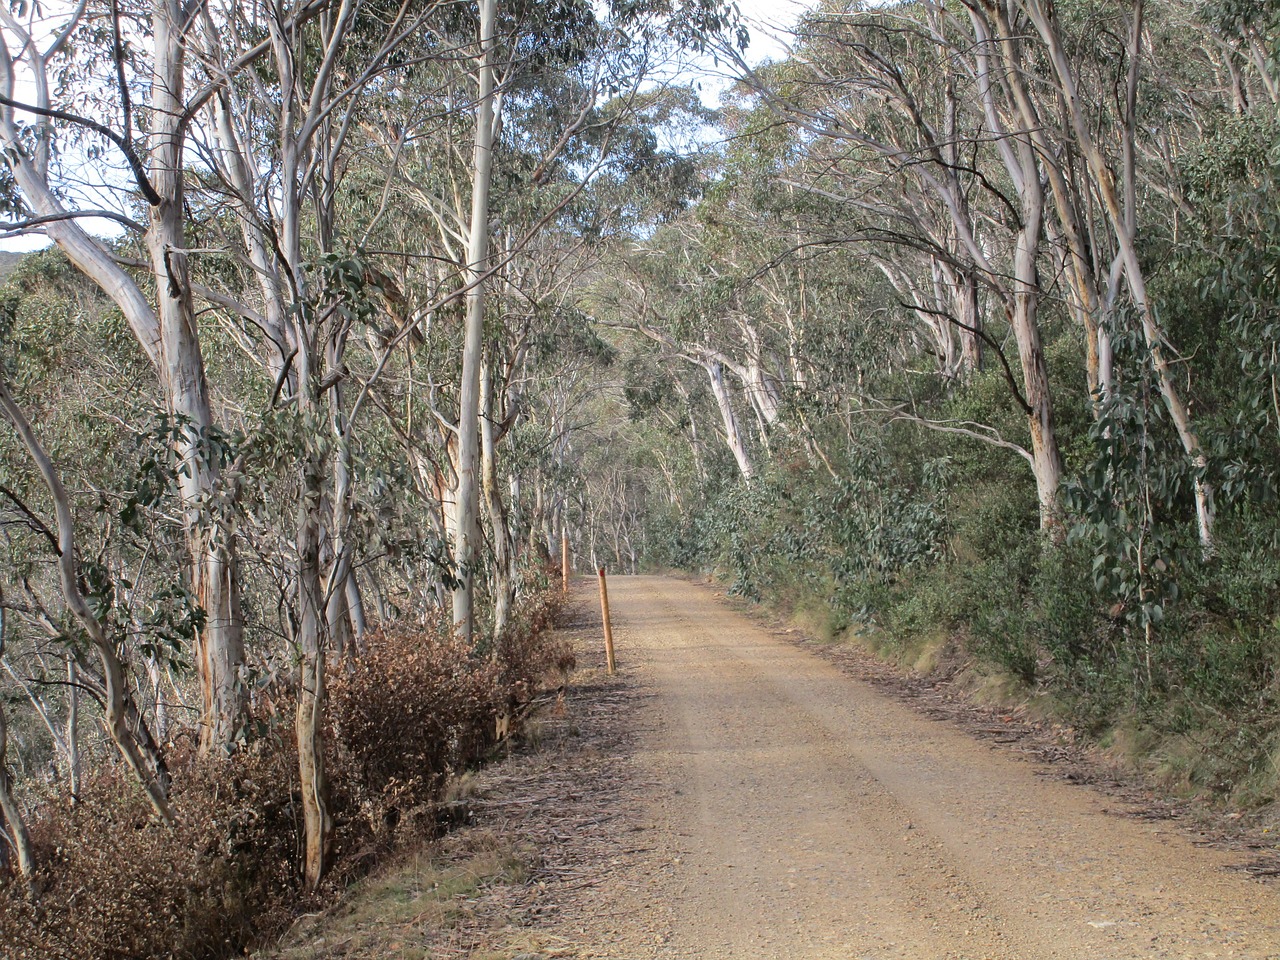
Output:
[
  {"xmin": 736, "ymin": 0, "xmax": 815, "ymax": 51},
  {"xmin": 700, "ymin": 0, "xmax": 814, "ymax": 103}
]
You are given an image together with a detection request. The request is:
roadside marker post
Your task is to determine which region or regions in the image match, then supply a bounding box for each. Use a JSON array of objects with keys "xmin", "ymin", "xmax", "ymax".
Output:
[
  {"xmin": 561, "ymin": 528, "xmax": 569, "ymax": 593},
  {"xmin": 598, "ymin": 566, "xmax": 617, "ymax": 675}
]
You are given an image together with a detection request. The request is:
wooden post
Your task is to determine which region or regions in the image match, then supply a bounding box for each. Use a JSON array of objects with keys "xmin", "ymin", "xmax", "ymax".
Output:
[
  {"xmin": 597, "ymin": 567, "xmax": 616, "ymax": 675},
  {"xmin": 561, "ymin": 527, "xmax": 569, "ymax": 593}
]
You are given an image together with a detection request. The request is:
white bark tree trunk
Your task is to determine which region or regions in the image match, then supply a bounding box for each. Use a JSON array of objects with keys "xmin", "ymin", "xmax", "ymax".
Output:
[
  {"xmin": 66, "ymin": 659, "xmax": 80, "ymax": 798},
  {"xmin": 1020, "ymin": 0, "xmax": 1215, "ymax": 550},
  {"xmin": 0, "ymin": 659, "xmax": 34, "ymax": 889},
  {"xmin": 1011, "ymin": 187, "xmax": 1064, "ymax": 527},
  {"xmin": 963, "ymin": 2, "xmax": 1066, "ymax": 525},
  {"xmin": 294, "ymin": 467, "xmax": 331, "ymax": 889},
  {"xmin": 481, "ymin": 362, "xmax": 516, "ymax": 638},
  {"xmin": 707, "ymin": 360, "xmax": 756, "ymax": 480},
  {"xmin": 452, "ymin": 0, "xmax": 499, "ymax": 641}
]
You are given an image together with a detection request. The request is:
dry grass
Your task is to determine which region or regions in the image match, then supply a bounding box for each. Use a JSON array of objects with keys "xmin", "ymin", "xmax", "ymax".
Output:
[{"xmin": 265, "ymin": 832, "xmax": 531, "ymax": 960}]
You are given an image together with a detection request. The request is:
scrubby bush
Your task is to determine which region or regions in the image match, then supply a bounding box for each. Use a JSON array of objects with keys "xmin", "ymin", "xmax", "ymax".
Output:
[
  {"xmin": 329, "ymin": 616, "xmax": 504, "ymax": 814},
  {"xmin": 661, "ymin": 391, "xmax": 1280, "ymax": 804},
  {"xmin": 495, "ymin": 578, "xmax": 574, "ymax": 710},
  {"xmin": 0, "ymin": 582, "xmax": 572, "ymax": 960},
  {"xmin": 0, "ymin": 743, "xmax": 300, "ymax": 960}
]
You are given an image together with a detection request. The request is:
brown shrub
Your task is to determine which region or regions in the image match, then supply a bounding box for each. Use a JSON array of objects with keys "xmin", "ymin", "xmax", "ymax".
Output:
[
  {"xmin": 0, "ymin": 741, "xmax": 301, "ymax": 960},
  {"xmin": 0, "ymin": 584, "xmax": 572, "ymax": 960},
  {"xmin": 328, "ymin": 614, "xmax": 504, "ymax": 821},
  {"xmin": 495, "ymin": 564, "xmax": 574, "ymax": 704}
]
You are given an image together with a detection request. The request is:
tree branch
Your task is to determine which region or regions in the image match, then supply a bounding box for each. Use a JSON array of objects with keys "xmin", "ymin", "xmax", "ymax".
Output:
[
  {"xmin": 0, "ymin": 484, "xmax": 60, "ymax": 555},
  {"xmin": 873, "ymin": 402, "xmax": 1034, "ymax": 466},
  {"xmin": 0, "ymin": 208, "xmax": 146, "ymax": 238},
  {"xmin": 0, "ymin": 95, "xmax": 161, "ymax": 206},
  {"xmin": 894, "ymin": 298, "xmax": 1033, "ymax": 414}
]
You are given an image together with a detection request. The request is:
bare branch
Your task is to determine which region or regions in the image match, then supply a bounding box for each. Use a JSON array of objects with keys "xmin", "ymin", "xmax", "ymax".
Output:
[
  {"xmin": 0, "ymin": 94, "xmax": 161, "ymax": 206},
  {"xmin": 0, "ymin": 208, "xmax": 146, "ymax": 237}
]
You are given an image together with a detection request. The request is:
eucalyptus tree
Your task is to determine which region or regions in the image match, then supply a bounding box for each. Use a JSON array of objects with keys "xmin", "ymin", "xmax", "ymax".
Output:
[
  {"xmin": 354, "ymin": 0, "xmax": 743, "ymax": 637},
  {"xmin": 0, "ymin": 254, "xmax": 214, "ymax": 844},
  {"xmin": 0, "ymin": 0, "xmax": 253, "ymax": 753},
  {"xmin": 0, "ymin": 377, "xmax": 173, "ymax": 821},
  {"xmin": 736, "ymin": 3, "xmax": 1069, "ymax": 526},
  {"xmin": 450, "ymin": 0, "xmax": 500, "ymax": 640},
  {"xmin": 1011, "ymin": 0, "xmax": 1217, "ymax": 550},
  {"xmin": 186, "ymin": 0, "xmax": 470, "ymax": 887},
  {"xmin": 4, "ymin": 0, "xmax": 472, "ymax": 883}
]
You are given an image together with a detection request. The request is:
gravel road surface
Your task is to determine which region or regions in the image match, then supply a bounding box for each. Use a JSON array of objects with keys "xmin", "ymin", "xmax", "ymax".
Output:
[{"xmin": 569, "ymin": 575, "xmax": 1280, "ymax": 960}]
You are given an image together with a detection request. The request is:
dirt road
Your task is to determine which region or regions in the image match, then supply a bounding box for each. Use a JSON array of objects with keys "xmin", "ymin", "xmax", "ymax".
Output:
[{"xmin": 569, "ymin": 575, "xmax": 1280, "ymax": 960}]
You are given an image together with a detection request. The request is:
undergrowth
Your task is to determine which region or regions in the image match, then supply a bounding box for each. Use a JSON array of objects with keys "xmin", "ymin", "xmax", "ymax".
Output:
[{"xmin": 0, "ymin": 573, "xmax": 571, "ymax": 960}]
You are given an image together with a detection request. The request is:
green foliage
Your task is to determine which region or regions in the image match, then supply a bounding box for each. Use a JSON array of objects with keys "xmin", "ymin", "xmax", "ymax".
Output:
[
  {"xmin": 678, "ymin": 442, "xmax": 946, "ymax": 618},
  {"xmin": 1063, "ymin": 330, "xmax": 1197, "ymax": 649}
]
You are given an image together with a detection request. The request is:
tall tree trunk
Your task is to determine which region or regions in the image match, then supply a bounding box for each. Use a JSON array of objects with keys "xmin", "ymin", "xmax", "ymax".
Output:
[
  {"xmin": 452, "ymin": 0, "xmax": 499, "ymax": 641},
  {"xmin": 481, "ymin": 362, "xmax": 516, "ymax": 638},
  {"xmin": 1022, "ymin": 0, "xmax": 1215, "ymax": 551},
  {"xmin": 1012, "ymin": 224, "xmax": 1064, "ymax": 527},
  {"xmin": 968, "ymin": 1, "xmax": 1064, "ymax": 526},
  {"xmin": 295, "ymin": 465, "xmax": 332, "ymax": 889},
  {"xmin": 66, "ymin": 659, "xmax": 80, "ymax": 798},
  {"xmin": 977, "ymin": 0, "xmax": 1112, "ymax": 407},
  {"xmin": 149, "ymin": 0, "xmax": 245, "ymax": 752},
  {"xmin": 929, "ymin": 19, "xmax": 984, "ymax": 378},
  {"xmin": 0, "ymin": 649, "xmax": 35, "ymax": 891}
]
